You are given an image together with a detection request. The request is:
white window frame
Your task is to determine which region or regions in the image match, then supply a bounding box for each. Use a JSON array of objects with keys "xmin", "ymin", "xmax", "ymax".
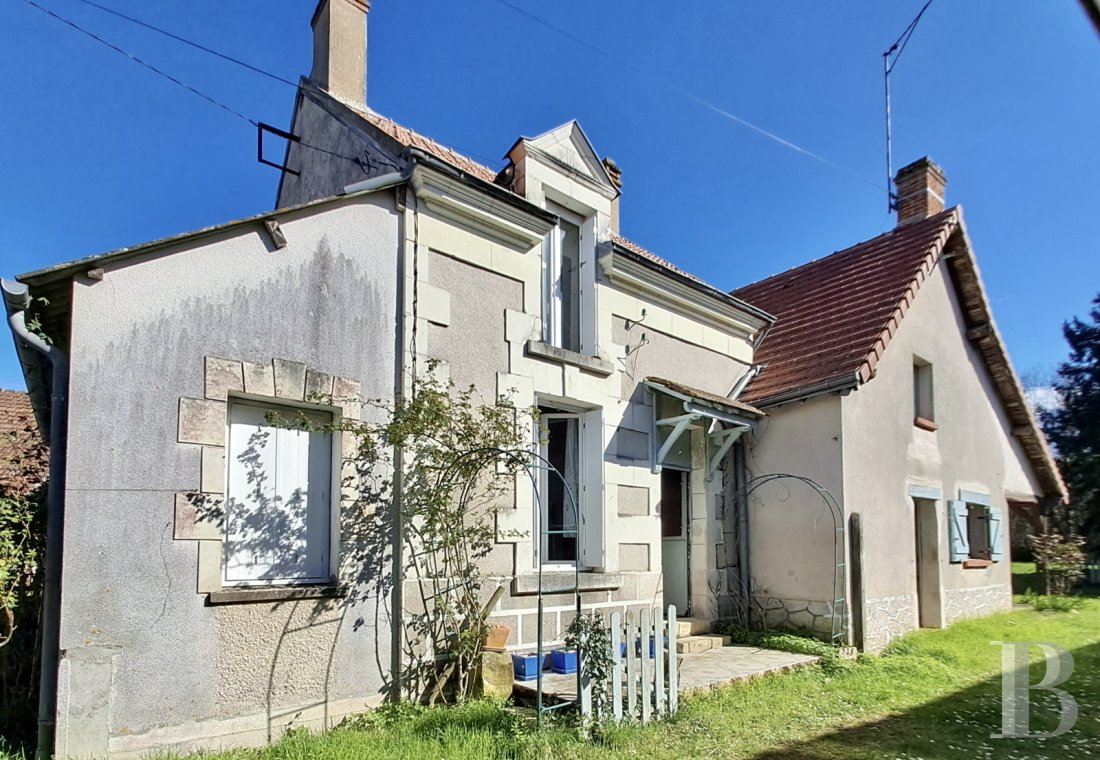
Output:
[
  {"xmin": 543, "ymin": 201, "xmax": 597, "ymax": 355},
  {"xmin": 533, "ymin": 404, "xmax": 605, "ymax": 570},
  {"xmin": 222, "ymin": 397, "xmax": 340, "ymax": 587}
]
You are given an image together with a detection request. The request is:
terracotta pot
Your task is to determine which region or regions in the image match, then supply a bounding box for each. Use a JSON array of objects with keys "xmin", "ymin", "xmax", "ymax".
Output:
[{"xmin": 484, "ymin": 624, "xmax": 510, "ymax": 652}]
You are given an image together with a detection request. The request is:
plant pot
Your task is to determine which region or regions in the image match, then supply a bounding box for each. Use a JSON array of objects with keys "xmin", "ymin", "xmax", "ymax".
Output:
[
  {"xmin": 551, "ymin": 648, "xmax": 578, "ymax": 675},
  {"xmin": 484, "ymin": 624, "xmax": 510, "ymax": 652},
  {"xmin": 512, "ymin": 652, "xmax": 540, "ymax": 681}
]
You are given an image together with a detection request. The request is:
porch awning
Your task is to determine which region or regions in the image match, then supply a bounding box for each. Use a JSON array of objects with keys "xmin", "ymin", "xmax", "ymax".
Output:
[{"xmin": 644, "ymin": 377, "xmax": 765, "ymax": 480}]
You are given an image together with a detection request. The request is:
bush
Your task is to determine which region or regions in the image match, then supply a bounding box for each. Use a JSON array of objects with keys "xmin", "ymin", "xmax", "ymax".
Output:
[
  {"xmin": 1030, "ymin": 532, "xmax": 1087, "ymax": 595},
  {"xmin": 1018, "ymin": 588, "xmax": 1084, "ymax": 612},
  {"xmin": 724, "ymin": 626, "xmax": 850, "ymax": 674}
]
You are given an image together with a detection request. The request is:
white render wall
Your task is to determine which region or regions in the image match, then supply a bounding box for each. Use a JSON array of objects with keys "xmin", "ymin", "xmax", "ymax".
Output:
[
  {"xmin": 840, "ymin": 256, "xmax": 1033, "ymax": 648},
  {"xmin": 58, "ymin": 195, "xmax": 400, "ymax": 757}
]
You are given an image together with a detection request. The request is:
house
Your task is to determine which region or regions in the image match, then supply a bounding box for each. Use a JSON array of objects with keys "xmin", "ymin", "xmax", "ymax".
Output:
[
  {"xmin": 4, "ymin": 1, "xmax": 774, "ymax": 756},
  {"xmin": 730, "ymin": 158, "xmax": 1066, "ymax": 650}
]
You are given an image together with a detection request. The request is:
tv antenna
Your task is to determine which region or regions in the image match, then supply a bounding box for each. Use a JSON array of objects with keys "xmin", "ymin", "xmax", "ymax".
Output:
[{"xmin": 884, "ymin": 0, "xmax": 935, "ymax": 212}]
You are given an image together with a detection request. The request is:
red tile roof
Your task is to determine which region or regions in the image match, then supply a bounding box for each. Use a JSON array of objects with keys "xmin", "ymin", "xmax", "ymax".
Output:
[
  {"xmin": 731, "ymin": 209, "xmax": 959, "ymax": 405},
  {"xmin": 0, "ymin": 389, "xmax": 45, "ymax": 496}
]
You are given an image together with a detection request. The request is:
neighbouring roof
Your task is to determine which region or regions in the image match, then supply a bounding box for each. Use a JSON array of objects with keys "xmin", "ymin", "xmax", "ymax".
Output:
[
  {"xmin": 0, "ymin": 389, "xmax": 45, "ymax": 496},
  {"xmin": 731, "ymin": 207, "xmax": 1067, "ymax": 501},
  {"xmin": 646, "ymin": 376, "xmax": 765, "ymax": 419}
]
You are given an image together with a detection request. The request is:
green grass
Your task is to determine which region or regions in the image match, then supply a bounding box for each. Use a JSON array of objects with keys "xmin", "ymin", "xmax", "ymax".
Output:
[{"xmin": 5, "ymin": 601, "xmax": 1099, "ymax": 760}]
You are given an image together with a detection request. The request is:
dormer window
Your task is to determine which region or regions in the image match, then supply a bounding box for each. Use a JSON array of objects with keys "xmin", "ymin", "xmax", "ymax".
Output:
[{"xmin": 545, "ymin": 202, "xmax": 585, "ymax": 352}]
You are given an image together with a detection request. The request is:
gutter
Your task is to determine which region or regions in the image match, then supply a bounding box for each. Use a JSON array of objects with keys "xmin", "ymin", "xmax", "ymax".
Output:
[
  {"xmin": 752, "ymin": 371, "xmax": 862, "ymax": 409},
  {"xmin": 2, "ymin": 279, "xmax": 68, "ymax": 760}
]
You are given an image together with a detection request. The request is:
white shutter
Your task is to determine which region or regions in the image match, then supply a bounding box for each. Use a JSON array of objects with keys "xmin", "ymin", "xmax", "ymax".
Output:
[
  {"xmin": 580, "ymin": 408, "xmax": 605, "ymax": 568},
  {"xmin": 580, "ymin": 226, "xmax": 598, "ymax": 356},
  {"xmin": 225, "ymin": 404, "xmax": 332, "ymax": 584},
  {"xmin": 988, "ymin": 506, "xmax": 1005, "ymax": 562},
  {"xmin": 947, "ymin": 500, "xmax": 970, "ymax": 563}
]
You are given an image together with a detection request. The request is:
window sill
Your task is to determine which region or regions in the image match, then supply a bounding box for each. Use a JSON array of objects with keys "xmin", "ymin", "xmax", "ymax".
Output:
[
  {"xmin": 512, "ymin": 571, "xmax": 622, "ymax": 596},
  {"xmin": 913, "ymin": 417, "xmax": 939, "ymax": 432},
  {"xmin": 206, "ymin": 584, "xmax": 346, "ymax": 605},
  {"xmin": 962, "ymin": 559, "xmax": 993, "ymax": 569},
  {"xmin": 525, "ymin": 341, "xmax": 613, "ymax": 377}
]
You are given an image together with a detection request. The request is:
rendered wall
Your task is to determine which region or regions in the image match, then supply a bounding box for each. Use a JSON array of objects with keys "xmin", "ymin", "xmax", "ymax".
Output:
[
  {"xmin": 841, "ymin": 255, "xmax": 1037, "ymax": 649},
  {"xmin": 58, "ymin": 195, "xmax": 400, "ymax": 757},
  {"xmin": 744, "ymin": 394, "xmax": 845, "ymax": 638}
]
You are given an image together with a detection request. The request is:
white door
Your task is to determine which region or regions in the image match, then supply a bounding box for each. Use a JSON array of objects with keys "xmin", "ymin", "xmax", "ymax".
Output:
[{"xmin": 661, "ymin": 468, "xmax": 690, "ymax": 617}]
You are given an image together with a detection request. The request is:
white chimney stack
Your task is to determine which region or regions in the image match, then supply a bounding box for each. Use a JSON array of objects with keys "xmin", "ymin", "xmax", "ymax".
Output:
[{"xmin": 310, "ymin": 0, "xmax": 370, "ymax": 107}]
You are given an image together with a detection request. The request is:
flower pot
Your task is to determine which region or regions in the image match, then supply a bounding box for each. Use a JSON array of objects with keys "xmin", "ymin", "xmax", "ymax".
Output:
[
  {"xmin": 512, "ymin": 652, "xmax": 540, "ymax": 681},
  {"xmin": 551, "ymin": 648, "xmax": 578, "ymax": 675},
  {"xmin": 484, "ymin": 624, "xmax": 510, "ymax": 653}
]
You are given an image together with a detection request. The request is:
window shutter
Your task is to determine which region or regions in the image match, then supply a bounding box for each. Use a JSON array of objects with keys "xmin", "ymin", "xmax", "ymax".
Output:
[
  {"xmin": 580, "ymin": 409, "xmax": 605, "ymax": 569},
  {"xmin": 947, "ymin": 500, "xmax": 969, "ymax": 563},
  {"xmin": 988, "ymin": 506, "xmax": 1005, "ymax": 562}
]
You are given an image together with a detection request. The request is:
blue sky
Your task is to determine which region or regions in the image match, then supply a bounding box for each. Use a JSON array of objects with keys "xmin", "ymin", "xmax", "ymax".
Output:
[{"xmin": 1, "ymin": 0, "xmax": 1097, "ymax": 391}]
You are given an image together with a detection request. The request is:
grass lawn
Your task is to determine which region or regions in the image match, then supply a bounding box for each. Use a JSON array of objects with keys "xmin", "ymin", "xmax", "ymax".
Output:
[{"xmin": 5, "ymin": 596, "xmax": 1099, "ymax": 759}]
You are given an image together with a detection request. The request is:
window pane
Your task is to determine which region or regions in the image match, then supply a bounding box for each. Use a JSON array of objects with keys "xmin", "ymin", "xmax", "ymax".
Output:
[
  {"xmin": 661, "ymin": 469, "xmax": 684, "ymax": 538},
  {"xmin": 559, "ymin": 219, "xmax": 581, "ymax": 352},
  {"xmin": 543, "ymin": 416, "xmax": 579, "ymax": 563},
  {"xmin": 225, "ymin": 404, "xmax": 331, "ymax": 583}
]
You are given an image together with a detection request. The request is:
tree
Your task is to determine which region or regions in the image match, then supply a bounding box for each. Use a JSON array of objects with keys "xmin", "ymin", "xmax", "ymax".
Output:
[{"xmin": 1041, "ymin": 294, "xmax": 1100, "ymax": 547}]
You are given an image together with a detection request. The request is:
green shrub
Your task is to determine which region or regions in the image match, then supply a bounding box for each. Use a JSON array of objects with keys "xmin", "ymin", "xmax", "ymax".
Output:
[
  {"xmin": 724, "ymin": 626, "xmax": 851, "ymax": 673},
  {"xmin": 1018, "ymin": 588, "xmax": 1083, "ymax": 612}
]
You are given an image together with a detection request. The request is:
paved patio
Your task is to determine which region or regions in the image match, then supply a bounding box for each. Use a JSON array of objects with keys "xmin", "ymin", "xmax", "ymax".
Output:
[{"xmin": 513, "ymin": 644, "xmax": 819, "ymax": 704}]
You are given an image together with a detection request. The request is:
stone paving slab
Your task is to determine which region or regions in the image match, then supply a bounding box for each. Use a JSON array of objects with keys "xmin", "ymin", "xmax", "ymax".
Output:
[
  {"xmin": 513, "ymin": 645, "xmax": 820, "ymax": 704},
  {"xmin": 678, "ymin": 645, "xmax": 819, "ymax": 695}
]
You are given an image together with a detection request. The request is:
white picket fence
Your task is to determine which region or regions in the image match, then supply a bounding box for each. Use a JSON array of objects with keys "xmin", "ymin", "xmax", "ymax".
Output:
[{"xmin": 581, "ymin": 605, "xmax": 678, "ymax": 723}]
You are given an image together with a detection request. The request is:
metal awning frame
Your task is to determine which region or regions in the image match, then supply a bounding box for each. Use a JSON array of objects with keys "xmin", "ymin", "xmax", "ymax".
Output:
[{"xmin": 646, "ymin": 383, "xmax": 758, "ymax": 480}]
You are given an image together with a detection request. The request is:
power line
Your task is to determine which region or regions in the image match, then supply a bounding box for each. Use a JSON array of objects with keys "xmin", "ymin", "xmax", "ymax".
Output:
[
  {"xmin": 488, "ymin": 0, "xmax": 885, "ymax": 191},
  {"xmin": 67, "ymin": 0, "xmax": 300, "ymax": 88},
  {"xmin": 36, "ymin": 0, "xmax": 503, "ymax": 169},
  {"xmin": 20, "ymin": 0, "xmax": 257, "ymax": 125},
  {"xmin": 16, "ymin": 0, "xmax": 385, "ymax": 171}
]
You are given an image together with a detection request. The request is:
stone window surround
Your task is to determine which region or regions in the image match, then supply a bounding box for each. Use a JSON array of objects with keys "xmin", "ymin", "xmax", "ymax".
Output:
[{"xmin": 174, "ymin": 356, "xmax": 362, "ymax": 604}]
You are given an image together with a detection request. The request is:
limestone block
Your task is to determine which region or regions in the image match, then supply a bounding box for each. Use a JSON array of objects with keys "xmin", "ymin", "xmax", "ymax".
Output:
[
  {"xmin": 618, "ymin": 543, "xmax": 651, "ymax": 572},
  {"xmin": 205, "ymin": 357, "xmax": 244, "ymax": 400},
  {"xmin": 273, "ymin": 359, "xmax": 308, "ymax": 400},
  {"xmin": 201, "ymin": 446, "xmax": 225, "ymax": 494},
  {"xmin": 243, "ymin": 360, "xmax": 276, "ymax": 397},
  {"xmin": 174, "ymin": 493, "xmax": 225, "ymax": 540},
  {"xmin": 196, "ymin": 540, "xmax": 222, "ymax": 593},
  {"xmin": 333, "ymin": 376, "xmax": 361, "ymax": 420},
  {"xmin": 480, "ymin": 651, "xmax": 514, "ymax": 700},
  {"xmin": 521, "ymin": 612, "xmax": 558, "ymax": 644},
  {"xmin": 305, "ymin": 370, "xmax": 335, "ymax": 401},
  {"xmin": 420, "ymin": 283, "xmax": 451, "ymax": 326},
  {"xmin": 178, "ymin": 398, "xmax": 226, "ymax": 446}
]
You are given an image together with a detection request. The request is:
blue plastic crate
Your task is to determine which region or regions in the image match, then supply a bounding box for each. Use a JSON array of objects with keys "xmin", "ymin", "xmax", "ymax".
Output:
[
  {"xmin": 512, "ymin": 652, "xmax": 540, "ymax": 681},
  {"xmin": 551, "ymin": 649, "xmax": 578, "ymax": 675}
]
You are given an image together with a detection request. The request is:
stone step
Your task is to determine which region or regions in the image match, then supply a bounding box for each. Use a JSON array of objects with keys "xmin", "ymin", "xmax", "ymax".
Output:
[
  {"xmin": 675, "ymin": 617, "xmax": 712, "ymax": 637},
  {"xmin": 676, "ymin": 634, "xmax": 731, "ymax": 655}
]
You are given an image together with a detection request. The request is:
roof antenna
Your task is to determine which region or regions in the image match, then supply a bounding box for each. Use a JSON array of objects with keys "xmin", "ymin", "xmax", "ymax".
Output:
[{"xmin": 884, "ymin": 0, "xmax": 935, "ymax": 212}]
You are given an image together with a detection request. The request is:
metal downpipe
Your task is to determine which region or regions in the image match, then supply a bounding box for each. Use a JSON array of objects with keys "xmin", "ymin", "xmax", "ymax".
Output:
[{"xmin": 2, "ymin": 278, "xmax": 68, "ymax": 760}]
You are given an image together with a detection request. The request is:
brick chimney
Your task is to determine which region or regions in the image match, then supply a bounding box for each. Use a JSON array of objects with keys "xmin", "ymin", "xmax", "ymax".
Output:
[
  {"xmin": 603, "ymin": 157, "xmax": 622, "ymax": 235},
  {"xmin": 311, "ymin": 0, "xmax": 369, "ymax": 107},
  {"xmin": 893, "ymin": 157, "xmax": 946, "ymax": 226}
]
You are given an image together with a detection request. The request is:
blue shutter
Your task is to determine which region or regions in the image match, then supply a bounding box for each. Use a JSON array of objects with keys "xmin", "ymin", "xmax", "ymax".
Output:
[
  {"xmin": 948, "ymin": 500, "xmax": 969, "ymax": 563},
  {"xmin": 988, "ymin": 506, "xmax": 1005, "ymax": 562}
]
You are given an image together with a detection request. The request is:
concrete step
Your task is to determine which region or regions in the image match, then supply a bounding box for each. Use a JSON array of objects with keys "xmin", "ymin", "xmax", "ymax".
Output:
[
  {"xmin": 676, "ymin": 634, "xmax": 731, "ymax": 655},
  {"xmin": 675, "ymin": 617, "xmax": 713, "ymax": 637}
]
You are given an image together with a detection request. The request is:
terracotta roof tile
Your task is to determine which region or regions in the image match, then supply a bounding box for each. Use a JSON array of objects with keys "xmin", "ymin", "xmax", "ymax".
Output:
[
  {"xmin": 731, "ymin": 209, "xmax": 959, "ymax": 404},
  {"xmin": 0, "ymin": 389, "xmax": 45, "ymax": 495},
  {"xmin": 347, "ymin": 106, "xmax": 501, "ymax": 184}
]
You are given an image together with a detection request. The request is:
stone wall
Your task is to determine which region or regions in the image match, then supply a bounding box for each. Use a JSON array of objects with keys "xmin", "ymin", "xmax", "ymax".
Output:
[
  {"xmin": 943, "ymin": 583, "xmax": 1011, "ymax": 625},
  {"xmin": 862, "ymin": 594, "xmax": 918, "ymax": 651},
  {"xmin": 753, "ymin": 596, "xmax": 837, "ymax": 640}
]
